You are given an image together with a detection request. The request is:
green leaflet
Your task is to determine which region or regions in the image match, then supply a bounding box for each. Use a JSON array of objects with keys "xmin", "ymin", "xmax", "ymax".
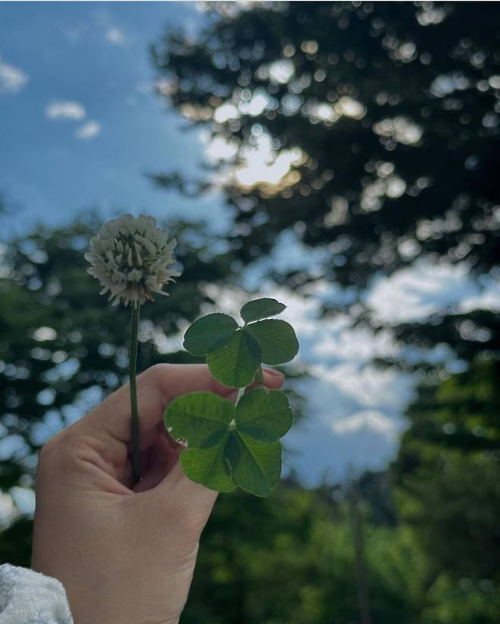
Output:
[
  {"xmin": 207, "ymin": 330, "xmax": 262, "ymax": 388},
  {"xmin": 240, "ymin": 298, "xmax": 286, "ymax": 323},
  {"xmin": 180, "ymin": 441, "xmax": 236, "ymax": 493},
  {"xmin": 183, "ymin": 313, "xmax": 239, "ymax": 355},
  {"xmin": 245, "ymin": 319, "xmax": 299, "ymax": 365},
  {"xmin": 226, "ymin": 433, "xmax": 282, "ymax": 498},
  {"xmin": 165, "ymin": 392, "xmax": 234, "ymax": 448},
  {"xmin": 237, "ymin": 389, "xmax": 293, "ymax": 442},
  {"xmin": 164, "ymin": 388, "xmax": 293, "ymax": 497}
]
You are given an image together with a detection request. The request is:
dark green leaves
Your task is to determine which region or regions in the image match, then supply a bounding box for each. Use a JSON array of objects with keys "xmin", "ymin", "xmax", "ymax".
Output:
[
  {"xmin": 165, "ymin": 388, "xmax": 293, "ymax": 497},
  {"xmin": 245, "ymin": 319, "xmax": 299, "ymax": 365},
  {"xmin": 165, "ymin": 391, "xmax": 234, "ymax": 447},
  {"xmin": 183, "ymin": 313, "xmax": 239, "ymax": 355},
  {"xmin": 170, "ymin": 297, "xmax": 299, "ymax": 496},
  {"xmin": 207, "ymin": 330, "xmax": 262, "ymax": 388},
  {"xmin": 226, "ymin": 433, "xmax": 282, "ymax": 498},
  {"xmin": 240, "ymin": 298, "xmax": 286, "ymax": 323},
  {"xmin": 180, "ymin": 443, "xmax": 236, "ymax": 493},
  {"xmin": 237, "ymin": 389, "xmax": 293, "ymax": 442},
  {"xmin": 183, "ymin": 298, "xmax": 298, "ymax": 388}
]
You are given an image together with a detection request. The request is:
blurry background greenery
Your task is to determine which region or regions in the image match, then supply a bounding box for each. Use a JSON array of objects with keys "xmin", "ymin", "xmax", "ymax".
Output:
[{"xmin": 1, "ymin": 2, "xmax": 500, "ymax": 622}]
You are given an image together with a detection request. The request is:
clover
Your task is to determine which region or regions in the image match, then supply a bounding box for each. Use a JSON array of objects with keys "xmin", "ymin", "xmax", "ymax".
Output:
[
  {"xmin": 183, "ymin": 298, "xmax": 299, "ymax": 387},
  {"xmin": 86, "ymin": 214, "xmax": 180, "ymax": 484},
  {"xmin": 164, "ymin": 298, "xmax": 299, "ymax": 497}
]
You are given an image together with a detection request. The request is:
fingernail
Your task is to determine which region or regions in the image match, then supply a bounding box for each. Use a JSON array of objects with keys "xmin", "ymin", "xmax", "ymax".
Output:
[{"xmin": 263, "ymin": 368, "xmax": 284, "ymax": 380}]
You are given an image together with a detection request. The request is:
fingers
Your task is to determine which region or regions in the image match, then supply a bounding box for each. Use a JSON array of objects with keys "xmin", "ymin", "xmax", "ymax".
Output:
[{"xmin": 77, "ymin": 364, "xmax": 284, "ymax": 447}]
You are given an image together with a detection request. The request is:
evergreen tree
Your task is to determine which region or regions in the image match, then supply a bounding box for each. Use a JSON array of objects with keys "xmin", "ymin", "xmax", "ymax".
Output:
[{"xmin": 152, "ymin": 1, "xmax": 500, "ymax": 366}]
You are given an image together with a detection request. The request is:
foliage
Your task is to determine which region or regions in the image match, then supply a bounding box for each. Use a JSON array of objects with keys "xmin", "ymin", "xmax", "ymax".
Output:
[
  {"xmin": 393, "ymin": 356, "xmax": 500, "ymax": 581},
  {"xmin": 164, "ymin": 299, "xmax": 298, "ymax": 495},
  {"xmin": 152, "ymin": 1, "xmax": 500, "ymax": 367},
  {"xmin": 183, "ymin": 483, "xmax": 425, "ymax": 624}
]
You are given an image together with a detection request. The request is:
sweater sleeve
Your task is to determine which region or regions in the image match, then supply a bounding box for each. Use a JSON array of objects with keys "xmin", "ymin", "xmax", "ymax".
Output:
[{"xmin": 0, "ymin": 564, "xmax": 73, "ymax": 623}]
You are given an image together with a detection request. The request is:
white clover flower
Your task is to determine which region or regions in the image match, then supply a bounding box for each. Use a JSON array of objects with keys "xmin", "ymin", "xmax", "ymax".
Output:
[{"xmin": 85, "ymin": 214, "xmax": 181, "ymax": 307}]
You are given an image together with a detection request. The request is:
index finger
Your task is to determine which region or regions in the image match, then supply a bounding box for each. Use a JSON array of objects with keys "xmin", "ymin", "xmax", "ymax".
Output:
[{"xmin": 80, "ymin": 363, "xmax": 284, "ymax": 446}]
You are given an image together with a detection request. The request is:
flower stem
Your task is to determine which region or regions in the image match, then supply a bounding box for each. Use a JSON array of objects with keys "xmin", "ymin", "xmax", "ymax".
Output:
[{"xmin": 130, "ymin": 303, "xmax": 141, "ymax": 484}]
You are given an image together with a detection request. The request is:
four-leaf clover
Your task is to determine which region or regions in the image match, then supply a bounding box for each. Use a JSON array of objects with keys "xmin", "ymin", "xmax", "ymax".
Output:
[{"xmin": 165, "ymin": 388, "xmax": 293, "ymax": 497}]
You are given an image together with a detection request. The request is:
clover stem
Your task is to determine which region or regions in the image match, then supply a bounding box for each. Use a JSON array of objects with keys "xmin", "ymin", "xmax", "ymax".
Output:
[
  {"xmin": 130, "ymin": 302, "xmax": 141, "ymax": 484},
  {"xmin": 235, "ymin": 386, "xmax": 245, "ymax": 406}
]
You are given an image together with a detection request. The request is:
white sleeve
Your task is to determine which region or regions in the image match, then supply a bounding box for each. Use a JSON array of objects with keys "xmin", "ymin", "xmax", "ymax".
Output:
[{"xmin": 0, "ymin": 564, "xmax": 73, "ymax": 623}]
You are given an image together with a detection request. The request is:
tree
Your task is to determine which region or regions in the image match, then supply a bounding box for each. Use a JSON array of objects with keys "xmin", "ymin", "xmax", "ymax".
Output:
[
  {"xmin": 185, "ymin": 481, "xmax": 426, "ymax": 624},
  {"xmin": 151, "ymin": 1, "xmax": 500, "ymax": 366},
  {"xmin": 393, "ymin": 356, "xmax": 500, "ymax": 581}
]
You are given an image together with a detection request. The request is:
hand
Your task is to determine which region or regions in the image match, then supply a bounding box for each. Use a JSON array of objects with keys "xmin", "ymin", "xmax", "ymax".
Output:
[{"xmin": 32, "ymin": 364, "xmax": 284, "ymax": 624}]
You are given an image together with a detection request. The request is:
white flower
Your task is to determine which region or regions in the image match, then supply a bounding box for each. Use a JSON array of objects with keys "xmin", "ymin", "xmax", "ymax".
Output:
[{"xmin": 85, "ymin": 214, "xmax": 181, "ymax": 307}]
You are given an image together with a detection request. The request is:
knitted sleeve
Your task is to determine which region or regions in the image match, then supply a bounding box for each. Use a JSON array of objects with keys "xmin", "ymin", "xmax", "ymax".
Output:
[{"xmin": 0, "ymin": 564, "xmax": 73, "ymax": 623}]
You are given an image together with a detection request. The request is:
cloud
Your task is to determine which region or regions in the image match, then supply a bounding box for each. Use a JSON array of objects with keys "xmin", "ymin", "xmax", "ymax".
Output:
[
  {"xmin": 331, "ymin": 410, "xmax": 402, "ymax": 439},
  {"xmin": 366, "ymin": 260, "xmax": 481, "ymax": 324},
  {"xmin": 105, "ymin": 26, "xmax": 126, "ymax": 45},
  {"xmin": 284, "ymin": 413, "xmax": 400, "ymax": 486},
  {"xmin": 76, "ymin": 121, "xmax": 101, "ymax": 140},
  {"xmin": 0, "ymin": 56, "xmax": 29, "ymax": 94},
  {"xmin": 46, "ymin": 100, "xmax": 87, "ymax": 121}
]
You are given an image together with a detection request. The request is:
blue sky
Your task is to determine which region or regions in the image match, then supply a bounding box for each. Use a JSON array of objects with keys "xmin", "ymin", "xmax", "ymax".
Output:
[
  {"xmin": 2, "ymin": 3, "xmax": 500, "ymax": 499},
  {"xmin": 0, "ymin": 2, "xmax": 229, "ymax": 238}
]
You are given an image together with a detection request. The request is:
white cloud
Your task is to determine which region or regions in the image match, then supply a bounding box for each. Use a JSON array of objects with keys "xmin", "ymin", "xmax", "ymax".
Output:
[
  {"xmin": 46, "ymin": 100, "xmax": 87, "ymax": 121},
  {"xmin": 214, "ymin": 102, "xmax": 239, "ymax": 124},
  {"xmin": 316, "ymin": 363, "xmax": 414, "ymax": 414},
  {"xmin": 105, "ymin": 26, "xmax": 126, "ymax": 45},
  {"xmin": 331, "ymin": 410, "xmax": 401, "ymax": 439},
  {"xmin": 76, "ymin": 120, "xmax": 101, "ymax": 140},
  {"xmin": 0, "ymin": 56, "xmax": 29, "ymax": 94},
  {"xmin": 234, "ymin": 133, "xmax": 304, "ymax": 188},
  {"xmin": 205, "ymin": 136, "xmax": 239, "ymax": 163},
  {"xmin": 366, "ymin": 260, "xmax": 500, "ymax": 325}
]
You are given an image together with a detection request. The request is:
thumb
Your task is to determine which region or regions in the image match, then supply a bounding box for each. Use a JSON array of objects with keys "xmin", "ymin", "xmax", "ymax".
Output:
[{"xmin": 161, "ymin": 460, "xmax": 220, "ymax": 532}]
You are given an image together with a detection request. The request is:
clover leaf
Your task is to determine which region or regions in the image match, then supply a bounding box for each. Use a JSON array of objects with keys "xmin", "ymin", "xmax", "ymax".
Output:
[
  {"xmin": 164, "ymin": 391, "xmax": 234, "ymax": 447},
  {"xmin": 164, "ymin": 388, "xmax": 293, "ymax": 497},
  {"xmin": 240, "ymin": 298, "xmax": 286, "ymax": 323},
  {"xmin": 183, "ymin": 298, "xmax": 298, "ymax": 388},
  {"xmin": 225, "ymin": 433, "xmax": 282, "ymax": 497},
  {"xmin": 207, "ymin": 330, "xmax": 262, "ymax": 388},
  {"xmin": 180, "ymin": 442, "xmax": 236, "ymax": 493},
  {"xmin": 183, "ymin": 313, "xmax": 239, "ymax": 356},
  {"xmin": 245, "ymin": 319, "xmax": 299, "ymax": 365}
]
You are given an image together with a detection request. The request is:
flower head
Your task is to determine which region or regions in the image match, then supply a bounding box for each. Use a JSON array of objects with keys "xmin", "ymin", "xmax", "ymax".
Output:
[{"xmin": 85, "ymin": 214, "xmax": 181, "ymax": 307}]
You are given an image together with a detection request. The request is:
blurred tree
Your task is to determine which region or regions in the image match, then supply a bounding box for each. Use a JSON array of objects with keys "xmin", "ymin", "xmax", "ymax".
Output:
[
  {"xmin": 151, "ymin": 1, "xmax": 500, "ymax": 367},
  {"xmin": 184, "ymin": 481, "xmax": 426, "ymax": 624},
  {"xmin": 393, "ymin": 356, "xmax": 500, "ymax": 581}
]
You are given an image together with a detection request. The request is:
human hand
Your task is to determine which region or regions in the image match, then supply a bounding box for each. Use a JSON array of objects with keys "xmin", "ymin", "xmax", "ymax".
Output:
[{"xmin": 32, "ymin": 364, "xmax": 284, "ymax": 624}]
